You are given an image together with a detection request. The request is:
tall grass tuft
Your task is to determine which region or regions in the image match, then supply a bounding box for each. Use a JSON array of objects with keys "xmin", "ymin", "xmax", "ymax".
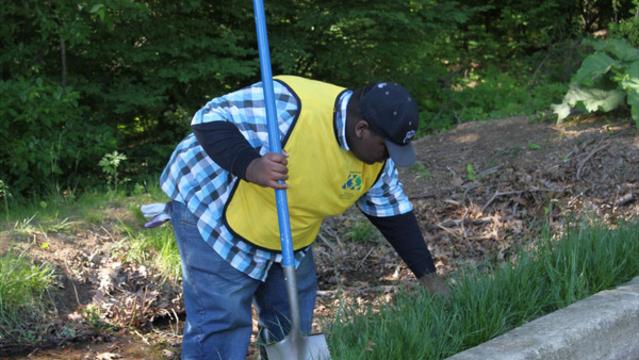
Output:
[
  {"xmin": 0, "ymin": 253, "xmax": 56, "ymax": 344},
  {"xmin": 327, "ymin": 220, "xmax": 639, "ymax": 359},
  {"xmin": 125, "ymin": 224, "xmax": 181, "ymax": 282}
]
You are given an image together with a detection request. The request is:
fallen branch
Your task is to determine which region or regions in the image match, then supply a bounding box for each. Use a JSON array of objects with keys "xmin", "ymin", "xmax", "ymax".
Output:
[
  {"xmin": 481, "ymin": 190, "xmax": 523, "ymax": 213},
  {"xmin": 615, "ymin": 192, "xmax": 636, "ymax": 207},
  {"xmin": 576, "ymin": 143, "xmax": 609, "ymax": 180},
  {"xmin": 317, "ymin": 285, "xmax": 400, "ymax": 297},
  {"xmin": 409, "ymin": 192, "xmax": 437, "ymax": 200},
  {"xmin": 356, "ymin": 247, "xmax": 376, "ymax": 270},
  {"xmin": 437, "ymin": 217, "xmax": 493, "ymax": 228},
  {"xmin": 481, "ymin": 188, "xmax": 561, "ymax": 213},
  {"xmin": 477, "ymin": 164, "xmax": 503, "ymax": 178},
  {"xmin": 317, "ymin": 232, "xmax": 336, "ymax": 252}
]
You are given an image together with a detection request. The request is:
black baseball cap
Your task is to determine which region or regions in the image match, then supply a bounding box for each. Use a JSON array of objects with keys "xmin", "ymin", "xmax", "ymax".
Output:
[{"xmin": 359, "ymin": 82, "xmax": 419, "ymax": 167}]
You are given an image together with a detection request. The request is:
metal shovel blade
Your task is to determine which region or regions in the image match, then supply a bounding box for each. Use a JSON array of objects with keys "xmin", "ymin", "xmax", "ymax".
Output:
[{"xmin": 264, "ymin": 331, "xmax": 331, "ymax": 360}]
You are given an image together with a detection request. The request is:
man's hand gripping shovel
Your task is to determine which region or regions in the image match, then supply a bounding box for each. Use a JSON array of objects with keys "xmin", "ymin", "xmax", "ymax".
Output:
[{"xmin": 252, "ymin": 1, "xmax": 331, "ymax": 359}]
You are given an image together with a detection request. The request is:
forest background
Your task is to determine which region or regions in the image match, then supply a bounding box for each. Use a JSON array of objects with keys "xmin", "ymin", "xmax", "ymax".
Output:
[{"xmin": 2, "ymin": 0, "xmax": 639, "ymax": 197}]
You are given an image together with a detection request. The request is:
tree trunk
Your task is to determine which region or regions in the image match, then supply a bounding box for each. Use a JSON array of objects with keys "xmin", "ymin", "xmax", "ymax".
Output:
[{"xmin": 60, "ymin": 36, "xmax": 67, "ymax": 89}]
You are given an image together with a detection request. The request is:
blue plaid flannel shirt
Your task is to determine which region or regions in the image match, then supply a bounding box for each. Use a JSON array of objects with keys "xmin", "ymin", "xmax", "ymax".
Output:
[{"xmin": 160, "ymin": 79, "xmax": 413, "ymax": 281}]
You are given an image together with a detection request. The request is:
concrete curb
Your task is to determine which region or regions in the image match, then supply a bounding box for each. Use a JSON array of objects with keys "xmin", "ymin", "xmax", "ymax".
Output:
[{"xmin": 447, "ymin": 276, "xmax": 639, "ymax": 360}]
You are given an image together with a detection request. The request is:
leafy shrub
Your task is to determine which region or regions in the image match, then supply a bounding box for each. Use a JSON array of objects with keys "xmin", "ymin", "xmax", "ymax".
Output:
[
  {"xmin": 609, "ymin": 0, "xmax": 639, "ymax": 46},
  {"xmin": 424, "ymin": 68, "xmax": 567, "ymax": 131},
  {"xmin": 552, "ymin": 38, "xmax": 639, "ymax": 125},
  {"xmin": 0, "ymin": 78, "xmax": 116, "ymax": 196},
  {"xmin": 99, "ymin": 151, "xmax": 128, "ymax": 192},
  {"xmin": 0, "ymin": 180, "xmax": 10, "ymax": 220}
]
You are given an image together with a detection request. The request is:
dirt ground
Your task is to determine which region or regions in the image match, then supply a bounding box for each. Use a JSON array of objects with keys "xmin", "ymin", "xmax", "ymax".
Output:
[{"xmin": 3, "ymin": 116, "xmax": 639, "ymax": 359}]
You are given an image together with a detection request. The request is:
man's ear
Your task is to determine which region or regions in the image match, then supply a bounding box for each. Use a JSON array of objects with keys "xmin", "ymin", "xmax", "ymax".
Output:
[{"xmin": 354, "ymin": 120, "xmax": 369, "ymax": 139}]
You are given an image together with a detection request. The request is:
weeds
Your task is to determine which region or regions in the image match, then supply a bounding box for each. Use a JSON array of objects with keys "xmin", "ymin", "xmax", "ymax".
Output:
[
  {"xmin": 346, "ymin": 221, "xmax": 379, "ymax": 243},
  {"xmin": 12, "ymin": 214, "xmax": 39, "ymax": 239},
  {"xmin": 123, "ymin": 221, "xmax": 181, "ymax": 282},
  {"xmin": 81, "ymin": 304, "xmax": 115, "ymax": 331},
  {"xmin": 527, "ymin": 142, "xmax": 541, "ymax": 150},
  {"xmin": 465, "ymin": 163, "xmax": 476, "ymax": 181},
  {"xmin": 99, "ymin": 151, "xmax": 129, "ymax": 192},
  {"xmin": 409, "ymin": 162, "xmax": 431, "ymax": 180},
  {"xmin": 0, "ymin": 180, "xmax": 11, "ymax": 222},
  {"xmin": 42, "ymin": 217, "xmax": 75, "ymax": 234}
]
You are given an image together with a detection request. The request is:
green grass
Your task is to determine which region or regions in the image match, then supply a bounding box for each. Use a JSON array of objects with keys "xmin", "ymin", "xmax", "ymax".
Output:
[
  {"xmin": 0, "ymin": 252, "xmax": 56, "ymax": 344},
  {"xmin": 409, "ymin": 162, "xmax": 431, "ymax": 180},
  {"xmin": 326, "ymin": 220, "xmax": 639, "ymax": 359},
  {"xmin": 421, "ymin": 68, "xmax": 569, "ymax": 133},
  {"xmin": 1, "ymin": 178, "xmax": 176, "ymax": 282},
  {"xmin": 346, "ymin": 220, "xmax": 379, "ymax": 243},
  {"xmin": 0, "ymin": 176, "xmax": 168, "ymax": 232},
  {"xmin": 124, "ymin": 224, "xmax": 181, "ymax": 281}
]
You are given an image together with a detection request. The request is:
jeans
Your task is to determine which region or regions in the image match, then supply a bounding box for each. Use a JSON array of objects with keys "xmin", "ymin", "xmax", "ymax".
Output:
[{"xmin": 170, "ymin": 200, "xmax": 318, "ymax": 360}]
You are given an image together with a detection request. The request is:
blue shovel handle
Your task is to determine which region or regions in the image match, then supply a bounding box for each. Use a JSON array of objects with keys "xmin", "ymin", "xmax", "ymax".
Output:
[{"xmin": 252, "ymin": 0, "xmax": 295, "ymax": 267}]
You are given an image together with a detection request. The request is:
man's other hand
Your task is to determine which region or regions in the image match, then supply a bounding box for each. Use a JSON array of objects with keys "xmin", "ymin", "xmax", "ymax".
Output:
[
  {"xmin": 419, "ymin": 273, "xmax": 450, "ymax": 299},
  {"xmin": 246, "ymin": 152, "xmax": 289, "ymax": 189}
]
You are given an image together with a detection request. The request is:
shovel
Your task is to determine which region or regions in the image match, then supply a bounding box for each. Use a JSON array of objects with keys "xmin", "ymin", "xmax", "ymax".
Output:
[{"xmin": 252, "ymin": 1, "xmax": 331, "ymax": 359}]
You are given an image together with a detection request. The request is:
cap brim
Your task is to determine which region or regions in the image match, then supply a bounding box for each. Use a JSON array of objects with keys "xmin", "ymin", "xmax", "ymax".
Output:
[{"xmin": 385, "ymin": 140, "xmax": 416, "ymax": 167}]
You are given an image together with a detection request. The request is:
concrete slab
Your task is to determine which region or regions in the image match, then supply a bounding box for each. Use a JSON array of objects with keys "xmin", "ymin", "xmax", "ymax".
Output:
[{"xmin": 447, "ymin": 276, "xmax": 639, "ymax": 360}]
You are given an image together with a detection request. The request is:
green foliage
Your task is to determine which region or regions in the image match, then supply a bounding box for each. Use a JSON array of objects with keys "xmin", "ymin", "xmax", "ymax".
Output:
[
  {"xmin": 126, "ymin": 225, "xmax": 181, "ymax": 281},
  {"xmin": 1, "ymin": 0, "xmax": 630, "ymax": 196},
  {"xmin": 0, "ymin": 180, "xmax": 10, "ymax": 221},
  {"xmin": 424, "ymin": 68, "xmax": 568, "ymax": 131},
  {"xmin": 1, "ymin": 1, "xmax": 255, "ymax": 196},
  {"xmin": 328, "ymin": 220, "xmax": 639, "ymax": 359},
  {"xmin": 0, "ymin": 253, "xmax": 56, "ymax": 345},
  {"xmin": 459, "ymin": 1, "xmax": 583, "ymax": 61},
  {"xmin": 99, "ymin": 151, "xmax": 128, "ymax": 192},
  {"xmin": 528, "ymin": 143, "xmax": 541, "ymax": 150},
  {"xmin": 465, "ymin": 163, "xmax": 476, "ymax": 181},
  {"xmin": 609, "ymin": 0, "xmax": 639, "ymax": 46},
  {"xmin": 0, "ymin": 253, "xmax": 54, "ymax": 313},
  {"xmin": 553, "ymin": 38, "xmax": 639, "ymax": 125},
  {"xmin": 0, "ymin": 77, "xmax": 116, "ymax": 196},
  {"xmin": 347, "ymin": 220, "xmax": 379, "ymax": 243},
  {"xmin": 409, "ymin": 162, "xmax": 431, "ymax": 180}
]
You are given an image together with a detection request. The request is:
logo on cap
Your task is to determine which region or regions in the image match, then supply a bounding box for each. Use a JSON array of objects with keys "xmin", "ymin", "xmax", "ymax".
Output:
[{"xmin": 402, "ymin": 130, "xmax": 416, "ymax": 144}]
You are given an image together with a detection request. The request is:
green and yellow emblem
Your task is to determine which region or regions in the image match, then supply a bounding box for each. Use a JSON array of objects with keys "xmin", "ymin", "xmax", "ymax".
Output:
[{"xmin": 342, "ymin": 172, "xmax": 363, "ymax": 191}]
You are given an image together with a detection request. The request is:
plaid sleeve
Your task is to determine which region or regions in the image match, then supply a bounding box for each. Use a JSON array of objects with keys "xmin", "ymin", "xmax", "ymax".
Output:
[
  {"xmin": 357, "ymin": 159, "xmax": 413, "ymax": 217},
  {"xmin": 190, "ymin": 81, "xmax": 299, "ymax": 153}
]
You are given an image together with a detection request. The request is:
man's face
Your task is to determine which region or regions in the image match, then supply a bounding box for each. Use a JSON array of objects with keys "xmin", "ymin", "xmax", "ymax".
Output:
[{"xmin": 350, "ymin": 125, "xmax": 389, "ymax": 164}]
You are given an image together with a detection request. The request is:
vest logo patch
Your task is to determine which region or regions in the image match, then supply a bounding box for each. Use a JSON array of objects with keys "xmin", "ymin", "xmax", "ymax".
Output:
[{"xmin": 342, "ymin": 172, "xmax": 363, "ymax": 191}]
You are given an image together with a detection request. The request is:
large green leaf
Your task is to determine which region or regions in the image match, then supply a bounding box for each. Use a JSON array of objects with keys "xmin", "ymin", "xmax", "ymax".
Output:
[
  {"xmin": 573, "ymin": 52, "xmax": 617, "ymax": 87},
  {"xmin": 621, "ymin": 61, "xmax": 639, "ymax": 91},
  {"xmin": 627, "ymin": 91, "xmax": 639, "ymax": 127},
  {"xmin": 628, "ymin": 61, "xmax": 639, "ymax": 77},
  {"xmin": 551, "ymin": 102, "xmax": 572, "ymax": 122},
  {"xmin": 592, "ymin": 38, "xmax": 639, "ymax": 63},
  {"xmin": 552, "ymin": 85, "xmax": 625, "ymax": 122},
  {"xmin": 624, "ymin": 61, "xmax": 639, "ymax": 126}
]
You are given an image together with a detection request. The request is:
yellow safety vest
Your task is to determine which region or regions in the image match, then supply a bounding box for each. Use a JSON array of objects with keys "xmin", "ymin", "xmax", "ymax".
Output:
[{"xmin": 224, "ymin": 76, "xmax": 384, "ymax": 250}]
